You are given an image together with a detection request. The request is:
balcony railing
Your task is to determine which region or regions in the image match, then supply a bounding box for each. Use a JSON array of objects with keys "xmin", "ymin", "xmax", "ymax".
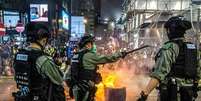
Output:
[{"xmin": 123, "ymin": 0, "xmax": 191, "ymax": 12}]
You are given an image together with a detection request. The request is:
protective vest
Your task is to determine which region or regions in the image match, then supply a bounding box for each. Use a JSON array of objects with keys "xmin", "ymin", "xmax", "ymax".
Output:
[
  {"xmin": 14, "ymin": 49, "xmax": 51, "ymax": 100},
  {"xmin": 168, "ymin": 40, "xmax": 198, "ymax": 79},
  {"xmin": 68, "ymin": 49, "xmax": 101, "ymax": 86}
]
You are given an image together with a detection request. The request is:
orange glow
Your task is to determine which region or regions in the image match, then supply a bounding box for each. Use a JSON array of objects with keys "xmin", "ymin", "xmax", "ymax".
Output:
[
  {"xmin": 95, "ymin": 36, "xmax": 155, "ymax": 101},
  {"xmin": 94, "ymin": 59, "xmax": 153, "ymax": 101},
  {"xmin": 95, "ymin": 65, "xmax": 123, "ymax": 101}
]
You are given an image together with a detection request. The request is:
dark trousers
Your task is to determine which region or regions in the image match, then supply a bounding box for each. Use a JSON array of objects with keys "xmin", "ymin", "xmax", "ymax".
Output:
[
  {"xmin": 159, "ymin": 86, "xmax": 194, "ymax": 101},
  {"xmin": 73, "ymin": 84, "xmax": 96, "ymax": 101},
  {"xmin": 179, "ymin": 87, "xmax": 193, "ymax": 101}
]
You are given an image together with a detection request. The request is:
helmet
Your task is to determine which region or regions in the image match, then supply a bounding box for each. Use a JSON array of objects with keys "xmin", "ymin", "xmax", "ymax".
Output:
[
  {"xmin": 164, "ymin": 16, "xmax": 192, "ymax": 30},
  {"xmin": 25, "ymin": 22, "xmax": 50, "ymax": 42},
  {"xmin": 164, "ymin": 16, "xmax": 192, "ymax": 39},
  {"xmin": 79, "ymin": 35, "xmax": 95, "ymax": 49}
]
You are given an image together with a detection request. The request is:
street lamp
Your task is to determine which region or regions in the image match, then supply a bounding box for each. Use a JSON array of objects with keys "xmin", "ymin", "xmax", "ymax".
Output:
[
  {"xmin": 104, "ymin": 18, "xmax": 109, "ymax": 22},
  {"xmin": 110, "ymin": 22, "xmax": 115, "ymax": 28},
  {"xmin": 83, "ymin": 18, "xmax": 87, "ymax": 24},
  {"xmin": 104, "ymin": 18, "xmax": 109, "ymax": 24}
]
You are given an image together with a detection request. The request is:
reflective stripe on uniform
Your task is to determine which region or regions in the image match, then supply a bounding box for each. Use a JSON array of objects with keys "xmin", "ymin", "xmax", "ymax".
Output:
[
  {"xmin": 71, "ymin": 59, "xmax": 79, "ymax": 62},
  {"xmin": 73, "ymin": 54, "xmax": 79, "ymax": 58}
]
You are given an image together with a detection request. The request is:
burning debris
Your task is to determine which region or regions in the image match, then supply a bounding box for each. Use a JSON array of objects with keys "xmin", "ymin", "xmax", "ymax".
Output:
[
  {"xmin": 105, "ymin": 87, "xmax": 126, "ymax": 101},
  {"xmin": 95, "ymin": 59, "xmax": 154, "ymax": 101},
  {"xmin": 95, "ymin": 37, "xmax": 156, "ymax": 101}
]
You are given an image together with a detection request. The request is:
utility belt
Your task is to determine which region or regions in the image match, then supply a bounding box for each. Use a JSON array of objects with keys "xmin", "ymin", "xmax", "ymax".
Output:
[
  {"xmin": 78, "ymin": 69, "xmax": 102, "ymax": 84},
  {"xmin": 12, "ymin": 92, "xmax": 31, "ymax": 101},
  {"xmin": 69, "ymin": 68, "xmax": 101, "ymax": 99},
  {"xmin": 70, "ymin": 79, "xmax": 97, "ymax": 99},
  {"xmin": 159, "ymin": 78, "xmax": 198, "ymax": 101},
  {"xmin": 159, "ymin": 78, "xmax": 178, "ymax": 101},
  {"xmin": 12, "ymin": 91, "xmax": 48, "ymax": 101},
  {"xmin": 13, "ymin": 85, "xmax": 50, "ymax": 101}
]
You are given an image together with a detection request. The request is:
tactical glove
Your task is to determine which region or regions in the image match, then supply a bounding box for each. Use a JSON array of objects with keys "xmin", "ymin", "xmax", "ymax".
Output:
[
  {"xmin": 137, "ymin": 91, "xmax": 148, "ymax": 101},
  {"xmin": 121, "ymin": 51, "xmax": 127, "ymax": 58},
  {"xmin": 19, "ymin": 86, "xmax": 30, "ymax": 96}
]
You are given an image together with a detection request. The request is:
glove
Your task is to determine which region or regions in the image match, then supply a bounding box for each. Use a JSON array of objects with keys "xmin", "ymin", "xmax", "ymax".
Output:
[
  {"xmin": 193, "ymin": 80, "xmax": 199, "ymax": 98},
  {"xmin": 20, "ymin": 86, "xmax": 30, "ymax": 96},
  {"xmin": 69, "ymin": 87, "xmax": 74, "ymax": 98},
  {"xmin": 121, "ymin": 51, "xmax": 127, "ymax": 58},
  {"xmin": 137, "ymin": 91, "xmax": 148, "ymax": 101}
]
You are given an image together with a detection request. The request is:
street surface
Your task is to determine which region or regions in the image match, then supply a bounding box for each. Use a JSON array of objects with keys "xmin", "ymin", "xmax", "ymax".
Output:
[
  {"xmin": 0, "ymin": 77, "xmax": 16, "ymax": 101},
  {"xmin": 0, "ymin": 77, "xmax": 201, "ymax": 101}
]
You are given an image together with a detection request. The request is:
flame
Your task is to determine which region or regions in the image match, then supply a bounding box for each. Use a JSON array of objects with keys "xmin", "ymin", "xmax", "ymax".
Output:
[
  {"xmin": 94, "ymin": 36, "xmax": 156, "ymax": 101},
  {"xmin": 95, "ymin": 67, "xmax": 121, "ymax": 101}
]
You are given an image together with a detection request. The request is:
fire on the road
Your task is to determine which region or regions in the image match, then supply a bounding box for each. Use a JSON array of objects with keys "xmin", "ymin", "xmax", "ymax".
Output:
[
  {"xmin": 95, "ymin": 69, "xmax": 120, "ymax": 101},
  {"xmin": 95, "ymin": 59, "xmax": 154, "ymax": 101}
]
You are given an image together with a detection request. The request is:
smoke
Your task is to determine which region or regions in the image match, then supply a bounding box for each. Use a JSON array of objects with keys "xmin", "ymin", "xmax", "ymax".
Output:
[
  {"xmin": 96, "ymin": 36, "xmax": 158, "ymax": 101},
  {"xmin": 96, "ymin": 56, "xmax": 157, "ymax": 100}
]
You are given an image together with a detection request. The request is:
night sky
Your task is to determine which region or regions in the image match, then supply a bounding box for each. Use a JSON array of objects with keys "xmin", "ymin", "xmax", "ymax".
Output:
[{"xmin": 101, "ymin": 0, "xmax": 123, "ymax": 20}]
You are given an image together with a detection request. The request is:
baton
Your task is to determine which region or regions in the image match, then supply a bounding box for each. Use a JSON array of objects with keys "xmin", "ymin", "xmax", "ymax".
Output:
[{"xmin": 125, "ymin": 45, "xmax": 150, "ymax": 55}]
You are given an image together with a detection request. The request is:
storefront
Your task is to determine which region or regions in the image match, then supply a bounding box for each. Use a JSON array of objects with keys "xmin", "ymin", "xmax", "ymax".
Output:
[{"xmin": 2, "ymin": 11, "xmax": 20, "ymax": 43}]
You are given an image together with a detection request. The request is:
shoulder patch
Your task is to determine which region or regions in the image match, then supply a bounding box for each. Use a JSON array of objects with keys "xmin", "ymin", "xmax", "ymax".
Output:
[
  {"xmin": 186, "ymin": 43, "xmax": 196, "ymax": 49},
  {"xmin": 16, "ymin": 54, "xmax": 28, "ymax": 61}
]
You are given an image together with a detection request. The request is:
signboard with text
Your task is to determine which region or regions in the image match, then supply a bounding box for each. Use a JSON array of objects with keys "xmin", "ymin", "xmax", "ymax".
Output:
[
  {"xmin": 71, "ymin": 16, "xmax": 85, "ymax": 40},
  {"xmin": 0, "ymin": 22, "xmax": 5, "ymax": 36},
  {"xmin": 62, "ymin": 10, "xmax": 69, "ymax": 30}
]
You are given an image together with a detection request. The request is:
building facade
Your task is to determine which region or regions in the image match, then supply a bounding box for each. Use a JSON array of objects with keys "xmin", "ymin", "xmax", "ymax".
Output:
[
  {"xmin": 0, "ymin": 0, "xmax": 71, "ymax": 45},
  {"xmin": 121, "ymin": 0, "xmax": 197, "ymax": 49},
  {"xmin": 72, "ymin": 0, "xmax": 101, "ymax": 34}
]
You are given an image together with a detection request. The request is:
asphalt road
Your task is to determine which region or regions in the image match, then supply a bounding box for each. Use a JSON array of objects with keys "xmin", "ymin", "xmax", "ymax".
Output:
[
  {"xmin": 0, "ymin": 77, "xmax": 16, "ymax": 101},
  {"xmin": 0, "ymin": 77, "xmax": 201, "ymax": 101}
]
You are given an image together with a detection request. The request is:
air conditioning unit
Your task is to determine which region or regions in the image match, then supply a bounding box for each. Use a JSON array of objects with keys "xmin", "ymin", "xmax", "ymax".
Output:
[{"xmin": 192, "ymin": 0, "xmax": 201, "ymax": 4}]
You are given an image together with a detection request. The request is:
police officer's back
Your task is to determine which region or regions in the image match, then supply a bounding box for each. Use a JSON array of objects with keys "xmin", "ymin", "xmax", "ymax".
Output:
[
  {"xmin": 137, "ymin": 16, "xmax": 201, "ymax": 101},
  {"xmin": 13, "ymin": 22, "xmax": 65, "ymax": 101}
]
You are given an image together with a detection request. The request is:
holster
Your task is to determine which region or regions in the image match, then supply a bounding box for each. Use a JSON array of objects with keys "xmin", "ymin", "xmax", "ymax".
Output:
[
  {"xmin": 90, "ymin": 86, "xmax": 97, "ymax": 97},
  {"xmin": 94, "ymin": 72, "xmax": 102, "ymax": 84},
  {"xmin": 159, "ymin": 78, "xmax": 178, "ymax": 101},
  {"xmin": 192, "ymin": 80, "xmax": 199, "ymax": 98},
  {"xmin": 159, "ymin": 83, "xmax": 169, "ymax": 101},
  {"xmin": 12, "ymin": 92, "xmax": 31, "ymax": 101},
  {"xmin": 69, "ymin": 87, "xmax": 74, "ymax": 98}
]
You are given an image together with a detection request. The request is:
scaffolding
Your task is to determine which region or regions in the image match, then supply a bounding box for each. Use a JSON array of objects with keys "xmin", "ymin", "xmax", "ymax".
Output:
[
  {"xmin": 123, "ymin": 0, "xmax": 191, "ymax": 32},
  {"xmin": 122, "ymin": 0, "xmax": 201, "ymax": 50}
]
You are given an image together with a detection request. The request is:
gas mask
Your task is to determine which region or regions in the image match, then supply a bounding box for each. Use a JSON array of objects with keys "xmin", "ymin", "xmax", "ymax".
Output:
[{"xmin": 90, "ymin": 43, "xmax": 97, "ymax": 53}]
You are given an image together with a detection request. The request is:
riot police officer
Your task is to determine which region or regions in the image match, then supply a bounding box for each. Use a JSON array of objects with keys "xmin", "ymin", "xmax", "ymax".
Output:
[
  {"xmin": 13, "ymin": 22, "xmax": 66, "ymax": 101},
  {"xmin": 137, "ymin": 16, "xmax": 201, "ymax": 101},
  {"xmin": 66, "ymin": 35, "xmax": 127, "ymax": 101}
]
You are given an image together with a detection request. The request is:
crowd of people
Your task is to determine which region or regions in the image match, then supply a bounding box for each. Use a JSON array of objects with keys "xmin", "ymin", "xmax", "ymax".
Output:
[
  {"xmin": 0, "ymin": 42, "xmax": 18, "ymax": 76},
  {"xmin": 0, "ymin": 40, "xmax": 68, "ymax": 77}
]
